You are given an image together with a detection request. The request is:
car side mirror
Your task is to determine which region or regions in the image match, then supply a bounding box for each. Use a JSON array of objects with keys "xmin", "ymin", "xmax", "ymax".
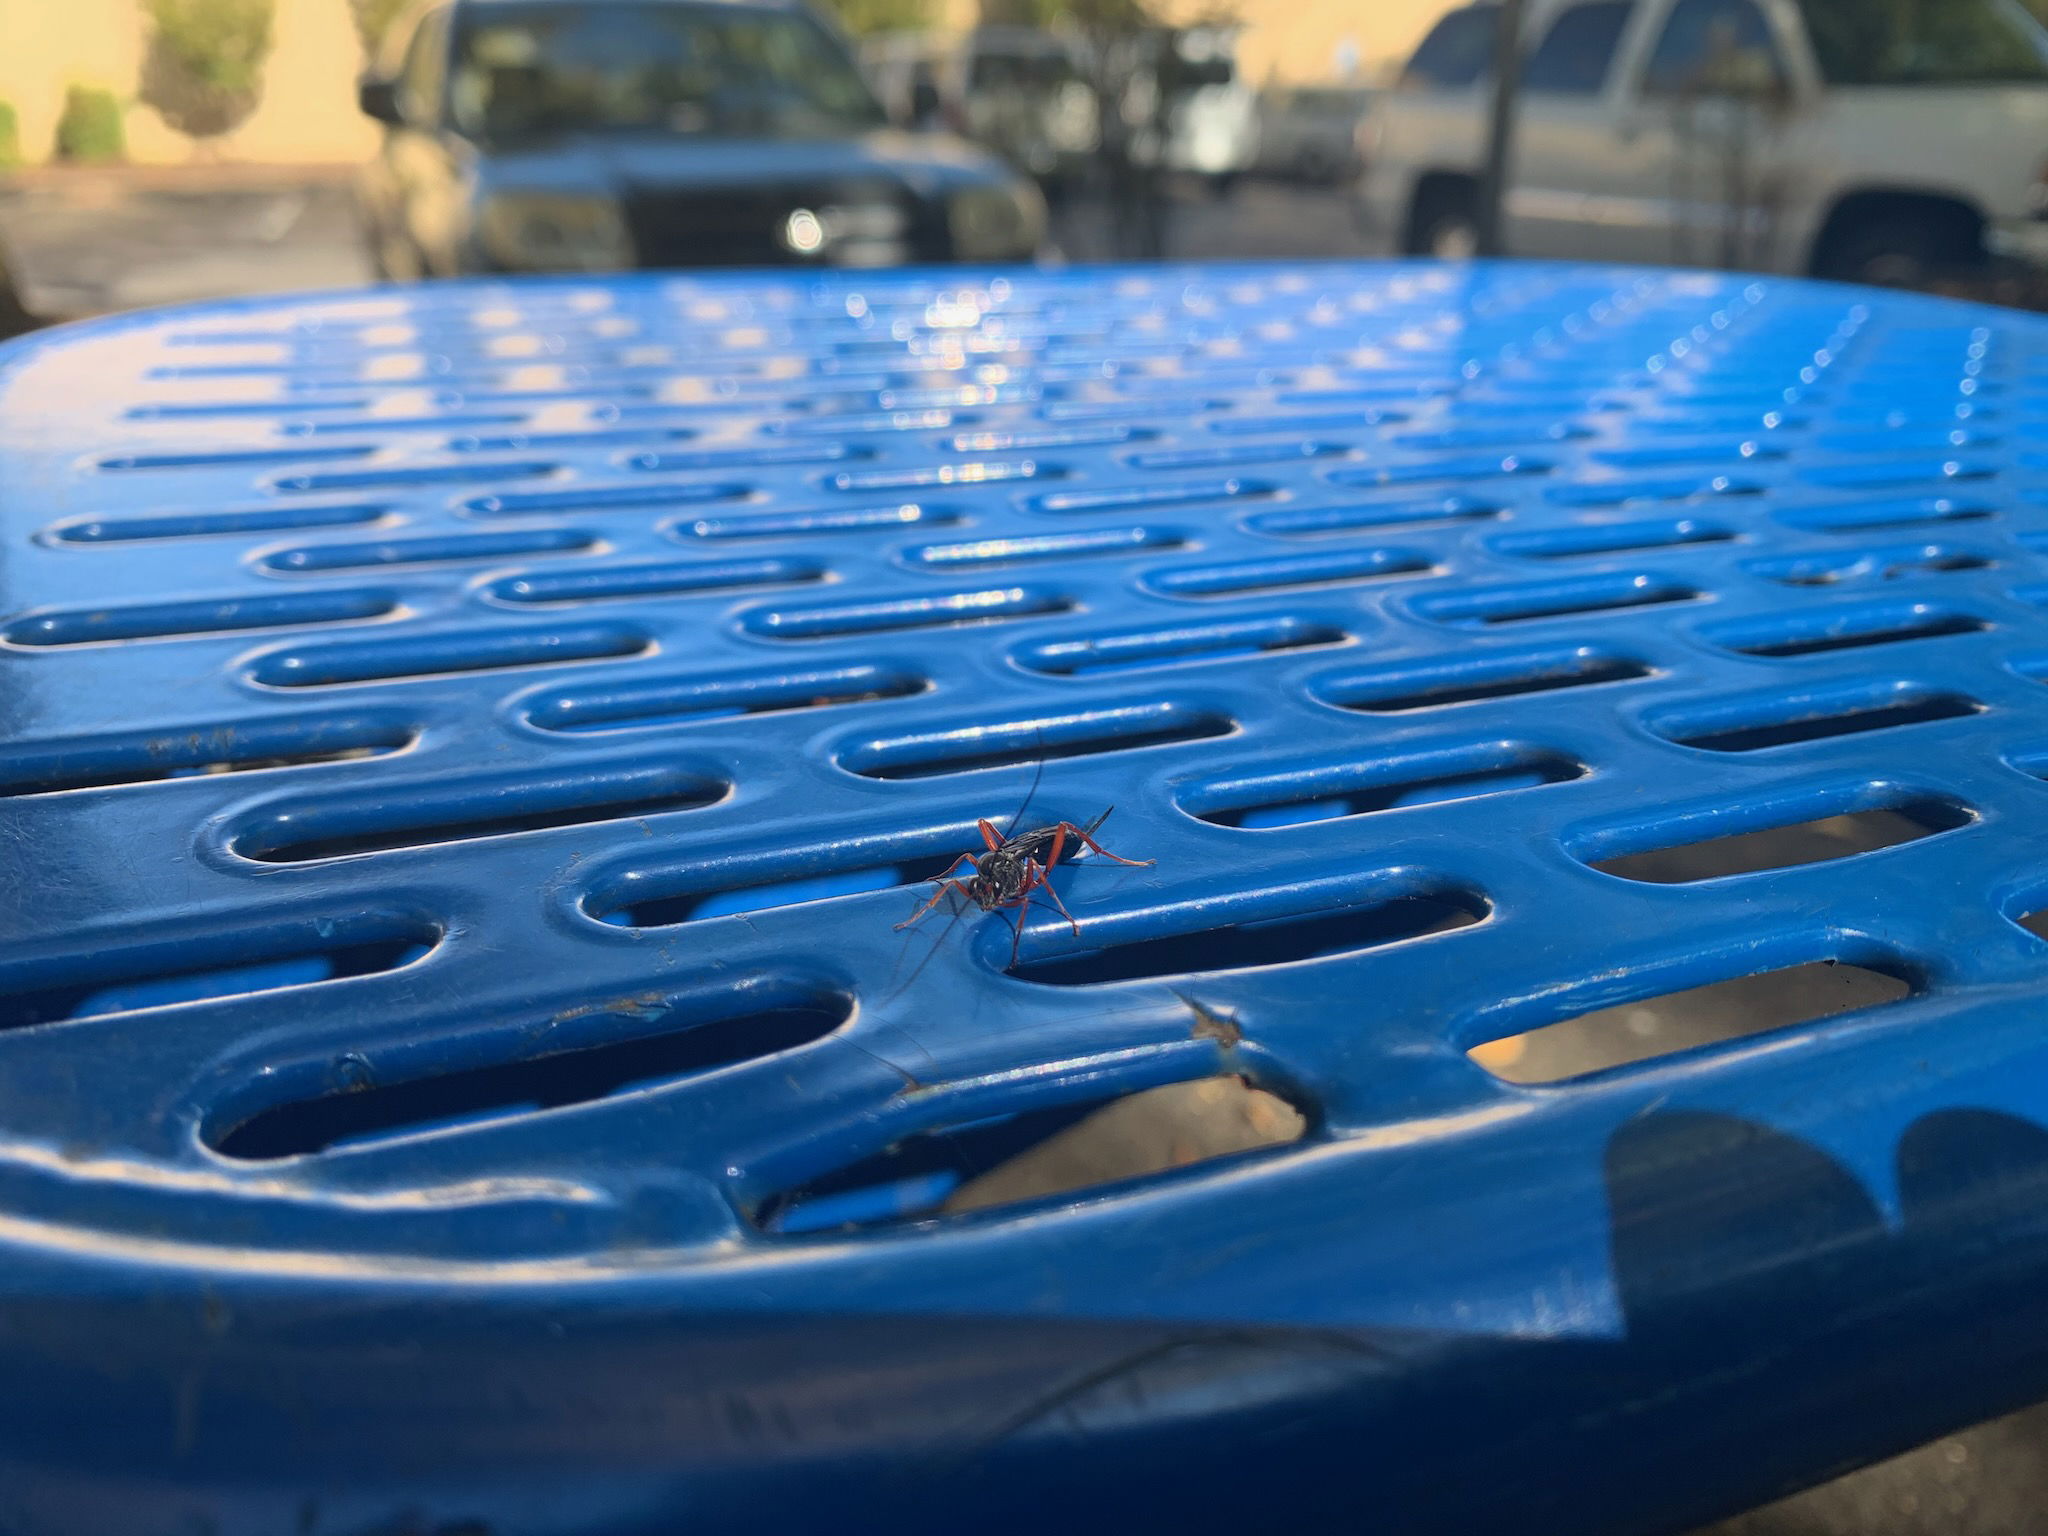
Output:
[{"xmin": 359, "ymin": 77, "xmax": 403, "ymax": 125}]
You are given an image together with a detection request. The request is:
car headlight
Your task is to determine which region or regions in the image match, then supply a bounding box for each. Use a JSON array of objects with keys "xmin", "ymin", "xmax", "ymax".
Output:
[
  {"xmin": 477, "ymin": 194, "xmax": 633, "ymax": 273},
  {"xmin": 949, "ymin": 181, "xmax": 1047, "ymax": 263}
]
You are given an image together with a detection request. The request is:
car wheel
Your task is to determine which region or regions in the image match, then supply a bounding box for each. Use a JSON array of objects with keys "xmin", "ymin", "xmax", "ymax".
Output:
[
  {"xmin": 0, "ymin": 248, "xmax": 37, "ymax": 341},
  {"xmin": 1296, "ymin": 148, "xmax": 1333, "ymax": 184},
  {"xmin": 1816, "ymin": 216, "xmax": 1973, "ymax": 290},
  {"xmin": 1406, "ymin": 182, "xmax": 1480, "ymax": 261},
  {"xmin": 367, "ymin": 225, "xmax": 427, "ymax": 285}
]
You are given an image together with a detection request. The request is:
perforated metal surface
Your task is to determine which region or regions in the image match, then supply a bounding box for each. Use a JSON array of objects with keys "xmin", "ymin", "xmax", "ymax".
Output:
[{"xmin": 7, "ymin": 262, "xmax": 2048, "ymax": 1535}]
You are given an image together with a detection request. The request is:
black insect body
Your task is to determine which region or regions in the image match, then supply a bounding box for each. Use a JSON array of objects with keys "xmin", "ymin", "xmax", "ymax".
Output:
[{"xmin": 895, "ymin": 808, "xmax": 1153, "ymax": 965}]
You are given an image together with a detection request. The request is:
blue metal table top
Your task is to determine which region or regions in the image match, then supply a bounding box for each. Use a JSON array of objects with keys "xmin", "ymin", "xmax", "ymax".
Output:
[{"xmin": 5, "ymin": 260, "xmax": 2048, "ymax": 1534}]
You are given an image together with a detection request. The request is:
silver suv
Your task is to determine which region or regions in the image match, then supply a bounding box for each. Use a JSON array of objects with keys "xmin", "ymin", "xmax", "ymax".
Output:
[{"xmin": 1355, "ymin": 0, "xmax": 2048, "ymax": 285}]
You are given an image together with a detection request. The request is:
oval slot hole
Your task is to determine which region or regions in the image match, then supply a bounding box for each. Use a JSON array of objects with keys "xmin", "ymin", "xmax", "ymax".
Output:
[
  {"xmin": 1242, "ymin": 496, "xmax": 1500, "ymax": 538},
  {"xmin": 467, "ymin": 481, "xmax": 751, "ymax": 517},
  {"xmin": 0, "ymin": 716, "xmax": 414, "ymax": 797},
  {"xmin": 1491, "ymin": 518, "xmax": 1734, "ymax": 560},
  {"xmin": 209, "ymin": 988, "xmax": 850, "ymax": 1160},
  {"xmin": 272, "ymin": 461, "xmax": 558, "ymax": 493},
  {"xmin": 4, "ymin": 591, "xmax": 397, "ymax": 647},
  {"xmin": 1011, "ymin": 888, "xmax": 1485, "ymax": 985},
  {"xmin": 1468, "ymin": 961, "xmax": 1915, "ymax": 1085},
  {"xmin": 1026, "ymin": 477, "xmax": 1274, "ymax": 514},
  {"xmin": 1325, "ymin": 454, "xmax": 1551, "ymax": 490},
  {"xmin": 901, "ymin": 527, "xmax": 1182, "ymax": 570},
  {"xmin": 1414, "ymin": 574, "xmax": 1698, "ymax": 627},
  {"xmin": 235, "ymin": 767, "xmax": 726, "ymax": 862},
  {"xmin": 1195, "ymin": 749, "xmax": 1584, "ymax": 829},
  {"xmin": 1319, "ymin": 649, "xmax": 1651, "ymax": 713},
  {"xmin": 1774, "ymin": 497, "xmax": 1994, "ymax": 533},
  {"xmin": 253, "ymin": 626, "xmax": 649, "ymax": 687},
  {"xmin": 757, "ymin": 1077, "xmax": 1306, "ymax": 1234},
  {"xmin": 595, "ymin": 843, "xmax": 995, "ymax": 928},
  {"xmin": 98, "ymin": 445, "xmax": 375, "ymax": 471},
  {"xmin": 1746, "ymin": 544, "xmax": 1990, "ymax": 587},
  {"xmin": 262, "ymin": 530, "xmax": 594, "ymax": 573},
  {"xmin": 744, "ymin": 589, "xmax": 1073, "ymax": 641},
  {"xmin": 1017, "ymin": 617, "xmax": 1345, "ymax": 678},
  {"xmin": 1144, "ymin": 548, "xmax": 1431, "ymax": 598},
  {"xmin": 846, "ymin": 707, "xmax": 1234, "ymax": 781},
  {"xmin": 528, "ymin": 666, "xmax": 928, "ymax": 734},
  {"xmin": 676, "ymin": 503, "xmax": 957, "ymax": 541},
  {"xmin": 1589, "ymin": 800, "xmax": 1972, "ymax": 884},
  {"xmin": 1712, "ymin": 608, "xmax": 1986, "ymax": 658},
  {"xmin": 1656, "ymin": 689, "xmax": 1981, "ymax": 753},
  {"xmin": 50, "ymin": 504, "xmax": 390, "ymax": 543},
  {"xmin": 0, "ymin": 928, "xmax": 436, "ymax": 1032},
  {"xmin": 488, "ymin": 557, "xmax": 824, "ymax": 605}
]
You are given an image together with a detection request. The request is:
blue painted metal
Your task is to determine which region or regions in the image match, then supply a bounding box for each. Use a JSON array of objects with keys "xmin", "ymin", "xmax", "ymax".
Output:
[{"xmin": 4, "ymin": 262, "xmax": 2048, "ymax": 1534}]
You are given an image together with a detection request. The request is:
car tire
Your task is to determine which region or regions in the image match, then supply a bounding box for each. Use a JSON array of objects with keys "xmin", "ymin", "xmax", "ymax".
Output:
[
  {"xmin": 0, "ymin": 248, "xmax": 37, "ymax": 341},
  {"xmin": 1405, "ymin": 181, "xmax": 1480, "ymax": 261},
  {"xmin": 366, "ymin": 224, "xmax": 427, "ymax": 285},
  {"xmin": 1816, "ymin": 216, "xmax": 1973, "ymax": 290}
]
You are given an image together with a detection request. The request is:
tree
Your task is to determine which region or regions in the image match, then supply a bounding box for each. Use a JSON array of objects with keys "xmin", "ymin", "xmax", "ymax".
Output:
[
  {"xmin": 137, "ymin": 0, "xmax": 276, "ymax": 143},
  {"xmin": 816, "ymin": 0, "xmax": 930, "ymax": 36},
  {"xmin": 54, "ymin": 86, "xmax": 126, "ymax": 163},
  {"xmin": 348, "ymin": 0, "xmax": 412, "ymax": 58}
]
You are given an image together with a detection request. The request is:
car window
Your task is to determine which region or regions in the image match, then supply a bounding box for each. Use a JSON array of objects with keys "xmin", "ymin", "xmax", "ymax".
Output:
[
  {"xmin": 969, "ymin": 51, "xmax": 1077, "ymax": 91},
  {"xmin": 1524, "ymin": 1, "xmax": 1635, "ymax": 94},
  {"xmin": 1403, "ymin": 4, "xmax": 1501, "ymax": 89},
  {"xmin": 1796, "ymin": 0, "xmax": 2048, "ymax": 86},
  {"xmin": 446, "ymin": 0, "xmax": 887, "ymax": 143},
  {"xmin": 1640, "ymin": 0, "xmax": 1785, "ymax": 95},
  {"xmin": 397, "ymin": 5, "xmax": 452, "ymax": 125}
]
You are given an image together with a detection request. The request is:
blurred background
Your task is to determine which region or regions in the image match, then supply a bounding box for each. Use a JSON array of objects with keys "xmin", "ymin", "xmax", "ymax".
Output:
[
  {"xmin": 9, "ymin": 1, "xmax": 2048, "ymax": 1530},
  {"xmin": 8, "ymin": 0, "xmax": 2048, "ymax": 331}
]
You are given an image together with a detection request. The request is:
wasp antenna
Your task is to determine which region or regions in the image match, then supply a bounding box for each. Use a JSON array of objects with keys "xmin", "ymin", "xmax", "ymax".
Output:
[{"xmin": 1006, "ymin": 734, "xmax": 1048, "ymax": 837}]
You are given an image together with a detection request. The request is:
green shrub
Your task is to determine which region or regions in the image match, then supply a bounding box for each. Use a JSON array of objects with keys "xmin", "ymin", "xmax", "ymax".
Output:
[
  {"xmin": 0, "ymin": 103, "xmax": 21, "ymax": 170},
  {"xmin": 54, "ymin": 86, "xmax": 126, "ymax": 164},
  {"xmin": 819, "ymin": 0, "xmax": 930, "ymax": 35},
  {"xmin": 139, "ymin": 0, "xmax": 276, "ymax": 140}
]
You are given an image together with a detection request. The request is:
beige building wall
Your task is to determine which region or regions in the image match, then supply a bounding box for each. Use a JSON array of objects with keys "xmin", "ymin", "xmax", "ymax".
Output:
[
  {"xmin": 0, "ymin": 0, "xmax": 1461, "ymax": 167},
  {"xmin": 1222, "ymin": 0, "xmax": 1453, "ymax": 86},
  {"xmin": 936, "ymin": 0, "xmax": 1455, "ymax": 85},
  {"xmin": 0, "ymin": 0, "xmax": 377, "ymax": 165}
]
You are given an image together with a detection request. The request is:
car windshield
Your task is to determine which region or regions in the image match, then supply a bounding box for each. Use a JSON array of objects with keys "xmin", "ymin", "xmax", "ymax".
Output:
[
  {"xmin": 448, "ymin": 1, "xmax": 887, "ymax": 143},
  {"xmin": 1796, "ymin": 0, "xmax": 2048, "ymax": 86},
  {"xmin": 1402, "ymin": 4, "xmax": 1502, "ymax": 88}
]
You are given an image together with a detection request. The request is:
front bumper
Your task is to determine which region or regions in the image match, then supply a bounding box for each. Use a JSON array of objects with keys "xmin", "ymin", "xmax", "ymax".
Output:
[{"xmin": 1986, "ymin": 218, "xmax": 2048, "ymax": 268}]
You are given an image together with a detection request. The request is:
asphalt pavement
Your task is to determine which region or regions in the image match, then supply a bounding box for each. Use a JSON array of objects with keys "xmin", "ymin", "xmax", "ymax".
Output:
[
  {"xmin": 0, "ymin": 171, "xmax": 1376, "ymax": 321},
  {"xmin": 0, "ymin": 170, "xmax": 370, "ymax": 320}
]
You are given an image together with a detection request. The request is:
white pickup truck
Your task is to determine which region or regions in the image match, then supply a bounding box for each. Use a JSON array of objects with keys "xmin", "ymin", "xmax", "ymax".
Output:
[{"xmin": 1353, "ymin": 0, "xmax": 2048, "ymax": 285}]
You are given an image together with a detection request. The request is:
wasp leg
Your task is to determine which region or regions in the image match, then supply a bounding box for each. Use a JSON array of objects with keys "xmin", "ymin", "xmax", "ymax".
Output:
[
  {"xmin": 1006, "ymin": 883, "xmax": 1040, "ymax": 968},
  {"xmin": 893, "ymin": 857, "xmax": 979, "ymax": 930},
  {"xmin": 1059, "ymin": 820, "xmax": 1154, "ymax": 868},
  {"xmin": 1031, "ymin": 860, "xmax": 1083, "ymax": 938},
  {"xmin": 1039, "ymin": 821, "xmax": 1070, "ymax": 872}
]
